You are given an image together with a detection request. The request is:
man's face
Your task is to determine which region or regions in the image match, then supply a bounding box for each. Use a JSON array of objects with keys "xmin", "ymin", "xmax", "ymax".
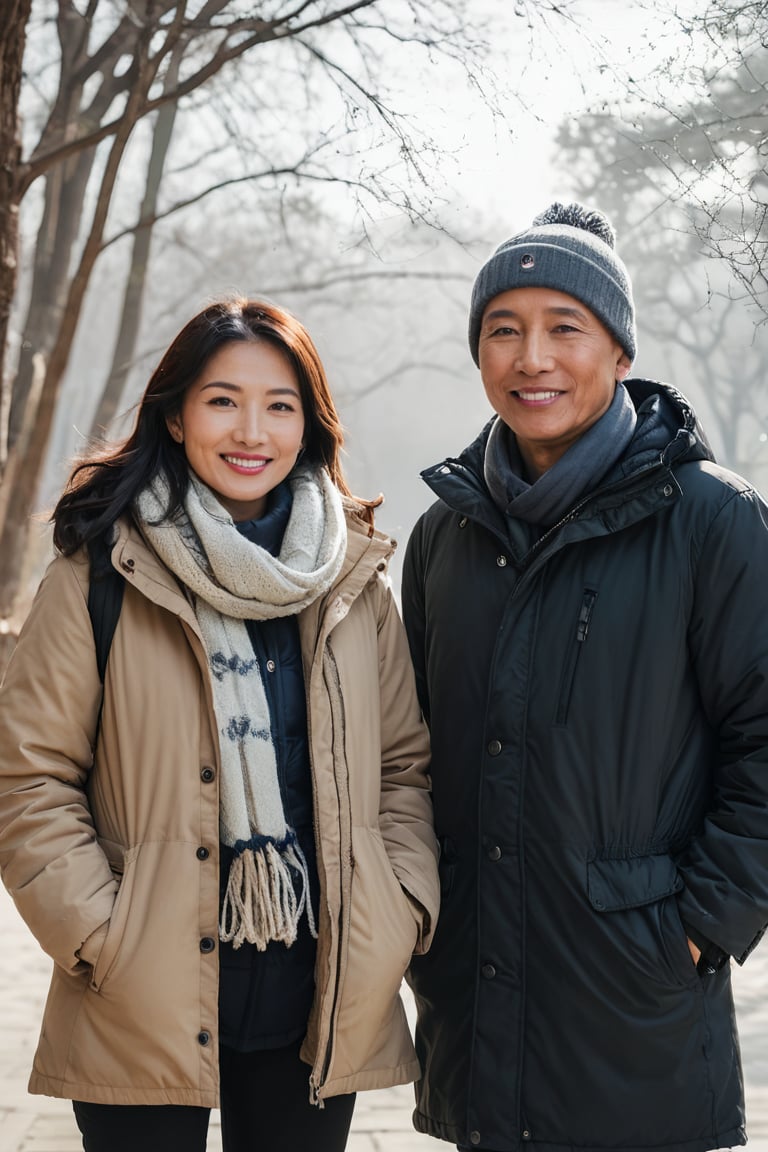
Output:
[{"xmin": 478, "ymin": 285, "xmax": 631, "ymax": 479}]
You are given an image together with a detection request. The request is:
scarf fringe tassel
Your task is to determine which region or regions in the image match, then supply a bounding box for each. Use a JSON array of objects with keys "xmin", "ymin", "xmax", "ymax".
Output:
[{"xmin": 219, "ymin": 837, "xmax": 318, "ymax": 951}]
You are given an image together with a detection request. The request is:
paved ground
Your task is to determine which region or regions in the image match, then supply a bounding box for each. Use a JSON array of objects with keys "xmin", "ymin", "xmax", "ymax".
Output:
[{"xmin": 0, "ymin": 881, "xmax": 766, "ymax": 1152}]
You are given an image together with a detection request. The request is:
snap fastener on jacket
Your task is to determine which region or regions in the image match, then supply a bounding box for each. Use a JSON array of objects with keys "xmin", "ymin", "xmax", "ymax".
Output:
[
  {"xmin": 497, "ymin": 554, "xmax": 507, "ymax": 567},
  {"xmin": 488, "ymin": 740, "xmax": 502, "ymax": 756},
  {"xmin": 197, "ymin": 1031, "xmax": 211, "ymax": 1046},
  {"xmin": 200, "ymin": 766, "xmax": 215, "ymax": 783},
  {"xmin": 488, "ymin": 845, "xmax": 502, "ymax": 861},
  {"xmin": 200, "ymin": 937, "xmax": 215, "ymax": 953},
  {"xmin": 196, "ymin": 846, "xmax": 209, "ymax": 861},
  {"xmin": 458, "ymin": 516, "xmax": 468, "ymax": 529},
  {"xmin": 662, "ymin": 483, "xmax": 673, "ymax": 497},
  {"xmin": 522, "ymin": 1129, "xmax": 532, "ymax": 1140},
  {"xmin": 469, "ymin": 1132, "xmax": 481, "ymax": 1146},
  {"xmin": 481, "ymin": 963, "xmax": 496, "ymax": 979},
  {"xmin": 266, "ymin": 660, "xmax": 276, "ymax": 672}
]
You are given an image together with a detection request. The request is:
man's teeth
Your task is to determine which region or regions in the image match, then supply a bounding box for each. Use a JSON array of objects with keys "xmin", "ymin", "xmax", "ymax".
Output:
[{"xmin": 516, "ymin": 390, "xmax": 559, "ymax": 401}]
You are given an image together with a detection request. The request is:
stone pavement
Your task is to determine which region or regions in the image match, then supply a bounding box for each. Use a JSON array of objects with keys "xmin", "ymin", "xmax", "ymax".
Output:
[{"xmin": 0, "ymin": 880, "xmax": 766, "ymax": 1152}]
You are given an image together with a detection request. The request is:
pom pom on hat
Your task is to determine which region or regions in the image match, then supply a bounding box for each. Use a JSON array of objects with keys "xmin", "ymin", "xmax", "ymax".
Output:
[
  {"xmin": 467, "ymin": 201, "xmax": 636, "ymax": 366},
  {"xmin": 531, "ymin": 202, "xmax": 617, "ymax": 248}
]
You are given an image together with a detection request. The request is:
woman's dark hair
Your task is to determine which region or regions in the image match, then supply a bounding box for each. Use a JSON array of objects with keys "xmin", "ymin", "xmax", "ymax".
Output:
[{"xmin": 53, "ymin": 298, "xmax": 373, "ymax": 554}]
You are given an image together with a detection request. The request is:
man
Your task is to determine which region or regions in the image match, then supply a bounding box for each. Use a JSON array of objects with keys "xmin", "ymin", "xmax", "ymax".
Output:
[{"xmin": 402, "ymin": 202, "xmax": 768, "ymax": 1152}]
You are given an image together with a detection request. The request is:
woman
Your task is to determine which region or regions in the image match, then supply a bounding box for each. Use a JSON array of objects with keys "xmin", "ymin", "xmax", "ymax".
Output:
[{"xmin": 0, "ymin": 299, "xmax": 439, "ymax": 1152}]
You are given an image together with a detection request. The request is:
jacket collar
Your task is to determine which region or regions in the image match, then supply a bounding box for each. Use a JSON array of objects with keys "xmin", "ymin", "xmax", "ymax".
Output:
[
  {"xmin": 111, "ymin": 497, "xmax": 394, "ymax": 624},
  {"xmin": 420, "ymin": 379, "xmax": 714, "ymax": 563}
]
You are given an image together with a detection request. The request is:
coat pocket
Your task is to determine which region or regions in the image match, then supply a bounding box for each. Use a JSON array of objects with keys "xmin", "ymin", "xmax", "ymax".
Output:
[
  {"xmin": 90, "ymin": 845, "xmax": 140, "ymax": 992},
  {"xmin": 586, "ymin": 852, "xmax": 682, "ymax": 912},
  {"xmin": 555, "ymin": 589, "xmax": 597, "ymax": 726},
  {"xmin": 586, "ymin": 853, "xmax": 698, "ymax": 988}
]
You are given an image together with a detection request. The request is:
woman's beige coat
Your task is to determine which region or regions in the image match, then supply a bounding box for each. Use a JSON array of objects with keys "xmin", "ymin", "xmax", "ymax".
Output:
[{"xmin": 0, "ymin": 503, "xmax": 439, "ymax": 1106}]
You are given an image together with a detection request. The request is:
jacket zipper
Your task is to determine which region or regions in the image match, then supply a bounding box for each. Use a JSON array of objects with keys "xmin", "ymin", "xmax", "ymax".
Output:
[
  {"xmin": 555, "ymin": 589, "xmax": 597, "ymax": 726},
  {"xmin": 309, "ymin": 640, "xmax": 354, "ymax": 1104}
]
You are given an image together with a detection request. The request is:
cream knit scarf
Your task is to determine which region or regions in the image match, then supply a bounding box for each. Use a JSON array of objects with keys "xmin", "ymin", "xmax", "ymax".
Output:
[{"xmin": 134, "ymin": 466, "xmax": 347, "ymax": 950}]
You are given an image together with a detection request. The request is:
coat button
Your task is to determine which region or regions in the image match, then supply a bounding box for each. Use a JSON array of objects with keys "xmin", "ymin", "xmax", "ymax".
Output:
[
  {"xmin": 266, "ymin": 659, "xmax": 276, "ymax": 672},
  {"xmin": 481, "ymin": 963, "xmax": 496, "ymax": 979},
  {"xmin": 201, "ymin": 767, "xmax": 215, "ymax": 782},
  {"xmin": 496, "ymin": 555, "xmax": 507, "ymax": 567},
  {"xmin": 488, "ymin": 740, "xmax": 502, "ymax": 756},
  {"xmin": 200, "ymin": 937, "xmax": 215, "ymax": 953},
  {"xmin": 469, "ymin": 1132, "xmax": 481, "ymax": 1146},
  {"xmin": 488, "ymin": 845, "xmax": 502, "ymax": 861},
  {"xmin": 198, "ymin": 1031, "xmax": 211, "ymax": 1046},
  {"xmin": 196, "ymin": 846, "xmax": 209, "ymax": 861}
]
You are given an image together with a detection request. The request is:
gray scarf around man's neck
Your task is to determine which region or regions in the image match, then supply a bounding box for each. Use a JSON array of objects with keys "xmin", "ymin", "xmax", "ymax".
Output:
[{"xmin": 483, "ymin": 382, "xmax": 637, "ymax": 528}]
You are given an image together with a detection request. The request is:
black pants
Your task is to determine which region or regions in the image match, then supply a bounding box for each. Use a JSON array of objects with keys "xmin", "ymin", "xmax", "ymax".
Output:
[{"xmin": 73, "ymin": 1040, "xmax": 356, "ymax": 1152}]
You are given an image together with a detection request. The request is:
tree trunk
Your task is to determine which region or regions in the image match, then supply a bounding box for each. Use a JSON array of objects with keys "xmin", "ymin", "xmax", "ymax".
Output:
[
  {"xmin": 8, "ymin": 146, "xmax": 98, "ymax": 447},
  {"xmin": 0, "ymin": 0, "xmax": 33, "ymax": 464},
  {"xmin": 0, "ymin": 33, "xmax": 156, "ymax": 670}
]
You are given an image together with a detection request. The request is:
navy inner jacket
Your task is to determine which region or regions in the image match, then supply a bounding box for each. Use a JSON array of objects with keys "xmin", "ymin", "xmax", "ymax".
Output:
[{"xmin": 218, "ymin": 481, "xmax": 319, "ymax": 1051}]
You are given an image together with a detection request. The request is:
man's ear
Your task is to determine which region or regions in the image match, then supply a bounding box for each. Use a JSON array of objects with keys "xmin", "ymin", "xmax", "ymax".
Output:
[
  {"xmin": 615, "ymin": 352, "xmax": 632, "ymax": 382},
  {"xmin": 166, "ymin": 414, "xmax": 184, "ymax": 443}
]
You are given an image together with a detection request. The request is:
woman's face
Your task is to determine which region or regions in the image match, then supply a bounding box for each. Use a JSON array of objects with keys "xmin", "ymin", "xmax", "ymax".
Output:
[{"xmin": 167, "ymin": 340, "xmax": 305, "ymax": 522}]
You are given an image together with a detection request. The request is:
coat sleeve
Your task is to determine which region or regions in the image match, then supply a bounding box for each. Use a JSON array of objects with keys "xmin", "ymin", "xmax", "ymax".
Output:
[
  {"xmin": 373, "ymin": 569, "xmax": 439, "ymax": 954},
  {"xmin": 401, "ymin": 516, "xmax": 430, "ymax": 726},
  {"xmin": 676, "ymin": 484, "xmax": 768, "ymax": 964},
  {"xmin": 0, "ymin": 554, "xmax": 117, "ymax": 971}
]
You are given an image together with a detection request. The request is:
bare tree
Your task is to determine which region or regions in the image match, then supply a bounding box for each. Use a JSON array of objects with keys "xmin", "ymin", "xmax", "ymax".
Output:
[
  {"xmin": 584, "ymin": 0, "xmax": 767, "ymax": 314},
  {"xmin": 555, "ymin": 98, "xmax": 768, "ymax": 488},
  {"xmin": 0, "ymin": 0, "xmax": 502, "ymax": 668},
  {"xmin": 0, "ymin": 0, "xmax": 33, "ymax": 444}
]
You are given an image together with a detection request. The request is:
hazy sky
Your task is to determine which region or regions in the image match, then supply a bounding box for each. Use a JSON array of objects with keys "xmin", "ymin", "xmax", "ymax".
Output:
[{"xmin": 380, "ymin": 0, "xmax": 705, "ymax": 230}]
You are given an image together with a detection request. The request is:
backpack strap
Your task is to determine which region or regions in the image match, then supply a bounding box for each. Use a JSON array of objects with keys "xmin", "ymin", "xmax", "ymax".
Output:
[{"xmin": 87, "ymin": 534, "xmax": 125, "ymax": 683}]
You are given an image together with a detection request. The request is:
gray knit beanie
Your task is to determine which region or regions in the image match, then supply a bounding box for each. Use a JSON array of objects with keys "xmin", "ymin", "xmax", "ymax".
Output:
[{"xmin": 468, "ymin": 202, "xmax": 636, "ymax": 366}]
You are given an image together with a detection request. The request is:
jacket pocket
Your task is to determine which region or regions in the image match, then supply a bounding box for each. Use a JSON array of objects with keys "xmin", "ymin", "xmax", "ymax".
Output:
[
  {"xmin": 586, "ymin": 852, "xmax": 682, "ymax": 912},
  {"xmin": 555, "ymin": 589, "xmax": 597, "ymax": 726},
  {"xmin": 90, "ymin": 845, "xmax": 140, "ymax": 992},
  {"xmin": 586, "ymin": 852, "xmax": 698, "ymax": 987}
]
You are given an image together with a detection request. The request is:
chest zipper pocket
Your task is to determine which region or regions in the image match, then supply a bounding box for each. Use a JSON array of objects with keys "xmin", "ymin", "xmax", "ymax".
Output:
[{"xmin": 555, "ymin": 589, "xmax": 597, "ymax": 727}]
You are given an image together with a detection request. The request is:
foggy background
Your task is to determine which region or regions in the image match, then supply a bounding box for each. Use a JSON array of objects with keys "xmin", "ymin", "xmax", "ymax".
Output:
[{"xmin": 3, "ymin": 0, "xmax": 766, "ymax": 604}]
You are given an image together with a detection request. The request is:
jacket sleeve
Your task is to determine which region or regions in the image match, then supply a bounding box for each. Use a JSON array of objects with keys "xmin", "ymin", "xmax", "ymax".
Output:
[
  {"xmin": 676, "ymin": 485, "xmax": 768, "ymax": 964},
  {"xmin": 373, "ymin": 570, "xmax": 439, "ymax": 954},
  {"xmin": 0, "ymin": 554, "xmax": 118, "ymax": 971},
  {"xmin": 401, "ymin": 516, "xmax": 430, "ymax": 726}
]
